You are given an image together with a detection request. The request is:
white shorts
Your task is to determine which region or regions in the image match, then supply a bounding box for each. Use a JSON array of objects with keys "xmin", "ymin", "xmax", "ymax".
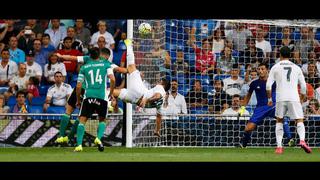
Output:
[
  {"xmin": 119, "ymin": 70, "xmax": 146, "ymax": 104},
  {"xmin": 275, "ymin": 101, "xmax": 304, "ymax": 119}
]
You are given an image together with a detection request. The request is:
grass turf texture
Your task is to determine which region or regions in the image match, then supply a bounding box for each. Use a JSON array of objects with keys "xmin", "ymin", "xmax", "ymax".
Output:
[{"xmin": 0, "ymin": 147, "xmax": 318, "ymax": 162}]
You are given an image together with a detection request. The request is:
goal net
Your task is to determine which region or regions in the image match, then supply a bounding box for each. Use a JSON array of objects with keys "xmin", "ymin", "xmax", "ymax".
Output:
[{"xmin": 129, "ymin": 19, "xmax": 320, "ymax": 147}]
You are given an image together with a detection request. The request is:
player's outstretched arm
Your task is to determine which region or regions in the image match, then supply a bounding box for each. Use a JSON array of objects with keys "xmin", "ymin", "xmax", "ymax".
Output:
[
  {"xmin": 56, "ymin": 53, "xmax": 79, "ymax": 61},
  {"xmin": 108, "ymin": 74, "xmax": 115, "ymax": 99}
]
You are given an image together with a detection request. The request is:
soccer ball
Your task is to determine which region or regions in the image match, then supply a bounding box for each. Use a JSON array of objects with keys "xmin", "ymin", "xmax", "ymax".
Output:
[{"xmin": 138, "ymin": 22, "xmax": 152, "ymax": 36}]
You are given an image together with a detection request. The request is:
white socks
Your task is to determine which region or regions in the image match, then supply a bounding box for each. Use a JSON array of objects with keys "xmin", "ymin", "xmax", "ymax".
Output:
[
  {"xmin": 296, "ymin": 122, "xmax": 305, "ymax": 141},
  {"xmin": 126, "ymin": 41, "xmax": 135, "ymax": 65},
  {"xmin": 276, "ymin": 123, "xmax": 284, "ymax": 148}
]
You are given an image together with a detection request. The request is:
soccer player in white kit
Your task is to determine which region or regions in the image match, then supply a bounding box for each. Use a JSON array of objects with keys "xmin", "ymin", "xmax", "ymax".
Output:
[
  {"xmin": 111, "ymin": 39, "xmax": 171, "ymax": 137},
  {"xmin": 266, "ymin": 46, "xmax": 311, "ymax": 154}
]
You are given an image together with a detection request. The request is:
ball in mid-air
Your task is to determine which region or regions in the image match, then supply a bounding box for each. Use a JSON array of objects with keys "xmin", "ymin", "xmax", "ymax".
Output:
[{"xmin": 138, "ymin": 22, "xmax": 152, "ymax": 36}]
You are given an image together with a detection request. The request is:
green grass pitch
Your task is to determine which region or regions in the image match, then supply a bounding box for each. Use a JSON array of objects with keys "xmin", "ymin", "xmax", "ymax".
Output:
[{"xmin": 0, "ymin": 147, "xmax": 318, "ymax": 162}]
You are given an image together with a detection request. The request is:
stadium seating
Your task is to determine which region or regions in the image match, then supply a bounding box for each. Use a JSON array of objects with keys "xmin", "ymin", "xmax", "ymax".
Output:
[
  {"xmin": 46, "ymin": 106, "xmax": 66, "ymax": 114},
  {"xmin": 30, "ymin": 96, "xmax": 46, "ymax": 106}
]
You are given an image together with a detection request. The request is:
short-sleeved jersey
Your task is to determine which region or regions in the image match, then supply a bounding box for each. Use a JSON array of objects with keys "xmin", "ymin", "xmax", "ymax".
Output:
[
  {"xmin": 267, "ymin": 60, "xmax": 307, "ymax": 102},
  {"xmin": 78, "ymin": 59, "xmax": 112, "ymax": 100},
  {"xmin": 249, "ymin": 79, "xmax": 276, "ymax": 107},
  {"xmin": 47, "ymin": 83, "xmax": 73, "ymax": 106},
  {"xmin": 77, "ymin": 56, "xmax": 114, "ymax": 89}
]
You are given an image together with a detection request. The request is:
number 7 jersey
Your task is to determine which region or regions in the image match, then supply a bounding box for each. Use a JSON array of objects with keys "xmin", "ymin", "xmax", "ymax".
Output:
[
  {"xmin": 266, "ymin": 59, "xmax": 307, "ymax": 102},
  {"xmin": 78, "ymin": 59, "xmax": 112, "ymax": 101}
]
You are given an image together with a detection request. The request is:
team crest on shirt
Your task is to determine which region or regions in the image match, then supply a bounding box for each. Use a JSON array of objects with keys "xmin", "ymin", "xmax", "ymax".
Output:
[
  {"xmin": 52, "ymin": 68, "xmax": 55, "ymax": 71},
  {"xmin": 28, "ymin": 69, "xmax": 32, "ymax": 73},
  {"xmin": 257, "ymin": 86, "xmax": 260, "ymax": 89}
]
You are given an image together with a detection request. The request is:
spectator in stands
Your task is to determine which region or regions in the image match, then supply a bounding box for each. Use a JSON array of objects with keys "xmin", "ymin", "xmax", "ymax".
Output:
[
  {"xmin": 255, "ymin": 26, "xmax": 272, "ymax": 64},
  {"xmin": 305, "ymin": 98, "xmax": 320, "ymax": 115},
  {"xmin": 187, "ymin": 35, "xmax": 215, "ymax": 76},
  {"xmin": 223, "ymin": 64, "xmax": 244, "ymax": 96},
  {"xmin": 132, "ymin": 40, "xmax": 146, "ymax": 66},
  {"xmin": 44, "ymin": 19, "xmax": 67, "ymax": 48},
  {"xmin": 57, "ymin": 26, "xmax": 84, "ymax": 53},
  {"xmin": 43, "ymin": 71, "xmax": 73, "ymax": 112},
  {"xmin": 273, "ymin": 26, "xmax": 295, "ymax": 60},
  {"xmin": 41, "ymin": 33, "xmax": 56, "ymax": 53},
  {"xmin": 152, "ymin": 20, "xmax": 165, "ymax": 40},
  {"xmin": 32, "ymin": 39, "xmax": 48, "ymax": 70},
  {"xmin": 240, "ymin": 66, "xmax": 258, "ymax": 106},
  {"xmin": 26, "ymin": 76, "xmax": 40, "ymax": 103},
  {"xmin": 0, "ymin": 94, "xmax": 10, "ymax": 116},
  {"xmin": 97, "ymin": 36, "xmax": 107, "ymax": 50},
  {"xmin": 117, "ymin": 32, "xmax": 127, "ymax": 51},
  {"xmin": 90, "ymin": 20, "xmax": 115, "ymax": 50},
  {"xmin": 24, "ymin": 50, "xmax": 42, "ymax": 82},
  {"xmin": 56, "ymin": 36, "xmax": 82, "ymax": 83},
  {"xmin": 10, "ymin": 90, "xmax": 30, "ymax": 119},
  {"xmin": 306, "ymin": 60, "xmax": 320, "ymax": 89},
  {"xmin": 44, "ymin": 53, "xmax": 66, "ymax": 85},
  {"xmin": 4, "ymin": 63, "xmax": 29, "ymax": 101},
  {"xmin": 216, "ymin": 46, "xmax": 237, "ymax": 75},
  {"xmin": 172, "ymin": 48, "xmax": 188, "ymax": 76},
  {"xmin": 74, "ymin": 19, "xmax": 91, "ymax": 50},
  {"xmin": 226, "ymin": 22, "xmax": 252, "ymax": 52},
  {"xmin": 25, "ymin": 19, "xmax": 44, "ymax": 38},
  {"xmin": 17, "ymin": 25, "xmax": 35, "ymax": 54},
  {"xmin": 209, "ymin": 28, "xmax": 225, "ymax": 54},
  {"xmin": 162, "ymin": 79, "xmax": 187, "ymax": 115},
  {"xmin": 8, "ymin": 36, "xmax": 25, "ymax": 64},
  {"xmin": 239, "ymin": 36, "xmax": 264, "ymax": 66},
  {"xmin": 0, "ymin": 48, "xmax": 18, "ymax": 87},
  {"xmin": 185, "ymin": 79, "xmax": 208, "ymax": 109},
  {"xmin": 145, "ymin": 39, "xmax": 171, "ymax": 75},
  {"xmin": 302, "ymin": 51, "xmax": 317, "ymax": 76},
  {"xmin": 221, "ymin": 94, "xmax": 250, "ymax": 118},
  {"xmin": 0, "ymin": 20, "xmax": 19, "ymax": 45},
  {"xmin": 208, "ymin": 79, "xmax": 231, "ymax": 114},
  {"xmin": 292, "ymin": 50, "xmax": 302, "ymax": 66},
  {"xmin": 295, "ymin": 27, "xmax": 318, "ymax": 64}
]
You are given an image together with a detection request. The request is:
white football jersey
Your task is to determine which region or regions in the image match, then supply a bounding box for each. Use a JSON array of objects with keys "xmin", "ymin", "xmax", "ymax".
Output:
[
  {"xmin": 266, "ymin": 59, "xmax": 306, "ymax": 102},
  {"xmin": 143, "ymin": 85, "xmax": 166, "ymax": 100}
]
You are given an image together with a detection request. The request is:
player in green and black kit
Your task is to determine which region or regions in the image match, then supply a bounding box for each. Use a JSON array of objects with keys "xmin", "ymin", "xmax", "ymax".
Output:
[
  {"xmin": 55, "ymin": 48, "xmax": 122, "ymax": 146},
  {"xmin": 72, "ymin": 47, "xmax": 115, "ymax": 152}
]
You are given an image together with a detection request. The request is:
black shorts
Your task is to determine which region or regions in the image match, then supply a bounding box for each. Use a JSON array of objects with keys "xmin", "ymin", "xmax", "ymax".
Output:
[
  {"xmin": 67, "ymin": 88, "xmax": 85, "ymax": 109},
  {"xmin": 79, "ymin": 98, "xmax": 108, "ymax": 119}
]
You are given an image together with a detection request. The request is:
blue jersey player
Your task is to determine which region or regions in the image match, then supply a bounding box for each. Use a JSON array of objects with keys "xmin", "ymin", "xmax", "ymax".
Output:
[{"xmin": 238, "ymin": 63, "xmax": 294, "ymax": 148}]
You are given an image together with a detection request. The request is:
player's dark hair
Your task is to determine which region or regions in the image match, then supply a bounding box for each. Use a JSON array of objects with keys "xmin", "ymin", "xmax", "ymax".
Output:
[
  {"xmin": 100, "ymin": 48, "xmax": 111, "ymax": 56},
  {"xmin": 258, "ymin": 62, "xmax": 269, "ymax": 69},
  {"xmin": 16, "ymin": 90, "xmax": 26, "ymax": 98},
  {"xmin": 89, "ymin": 47, "xmax": 100, "ymax": 59},
  {"xmin": 1, "ymin": 47, "xmax": 9, "ymax": 54},
  {"xmin": 63, "ymin": 36, "xmax": 73, "ymax": 42},
  {"xmin": 280, "ymin": 46, "xmax": 291, "ymax": 58},
  {"xmin": 29, "ymin": 76, "xmax": 39, "ymax": 87},
  {"xmin": 54, "ymin": 71, "xmax": 63, "ymax": 77},
  {"xmin": 214, "ymin": 79, "xmax": 224, "ymax": 87},
  {"xmin": 162, "ymin": 78, "xmax": 171, "ymax": 92},
  {"xmin": 42, "ymin": 33, "xmax": 50, "ymax": 39},
  {"xmin": 232, "ymin": 94, "xmax": 240, "ymax": 99}
]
